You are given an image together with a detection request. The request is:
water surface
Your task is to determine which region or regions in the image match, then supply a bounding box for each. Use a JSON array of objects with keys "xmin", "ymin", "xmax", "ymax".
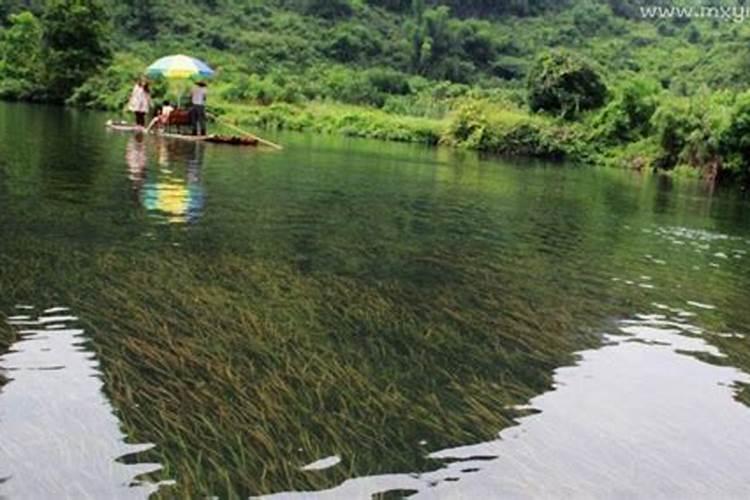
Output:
[{"xmin": 1, "ymin": 102, "xmax": 750, "ymax": 498}]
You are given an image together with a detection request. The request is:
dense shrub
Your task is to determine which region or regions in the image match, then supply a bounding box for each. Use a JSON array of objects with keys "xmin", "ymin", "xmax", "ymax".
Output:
[
  {"xmin": 67, "ymin": 53, "xmax": 152, "ymax": 109},
  {"xmin": 721, "ymin": 92, "xmax": 750, "ymax": 182},
  {"xmin": 527, "ymin": 50, "xmax": 608, "ymax": 118},
  {"xmin": 651, "ymin": 91, "xmax": 733, "ymax": 172},
  {"xmin": 444, "ymin": 100, "xmax": 584, "ymax": 159},
  {"xmin": 41, "ymin": 0, "xmax": 112, "ymax": 102},
  {"xmin": 593, "ymin": 77, "xmax": 661, "ymax": 143},
  {"xmin": 300, "ymin": 0, "xmax": 353, "ymax": 18},
  {"xmin": 325, "ymin": 25, "xmax": 383, "ymax": 63},
  {"xmin": 366, "ymin": 68, "xmax": 410, "ymax": 96},
  {"xmin": 0, "ymin": 11, "xmax": 43, "ymax": 100}
]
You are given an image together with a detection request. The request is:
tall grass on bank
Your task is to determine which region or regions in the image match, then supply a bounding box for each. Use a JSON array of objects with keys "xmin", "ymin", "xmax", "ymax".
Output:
[{"xmin": 216, "ymin": 101, "xmax": 445, "ymax": 145}]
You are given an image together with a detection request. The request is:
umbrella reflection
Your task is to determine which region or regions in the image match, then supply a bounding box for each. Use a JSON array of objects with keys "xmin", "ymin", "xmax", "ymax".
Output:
[{"xmin": 126, "ymin": 136, "xmax": 205, "ymax": 224}]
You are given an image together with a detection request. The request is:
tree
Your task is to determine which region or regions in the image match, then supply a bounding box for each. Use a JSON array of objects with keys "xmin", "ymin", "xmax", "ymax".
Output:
[
  {"xmin": 0, "ymin": 11, "xmax": 43, "ymax": 99},
  {"xmin": 116, "ymin": 0, "xmax": 161, "ymax": 40},
  {"xmin": 527, "ymin": 50, "xmax": 607, "ymax": 118},
  {"xmin": 1, "ymin": 11, "xmax": 43, "ymax": 81},
  {"xmin": 301, "ymin": 0, "xmax": 353, "ymax": 18},
  {"xmin": 41, "ymin": 0, "xmax": 112, "ymax": 102}
]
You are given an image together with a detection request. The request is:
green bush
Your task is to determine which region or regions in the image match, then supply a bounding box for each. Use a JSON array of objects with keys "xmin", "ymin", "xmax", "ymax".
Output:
[
  {"xmin": 219, "ymin": 73, "xmax": 304, "ymax": 105},
  {"xmin": 41, "ymin": 0, "xmax": 112, "ymax": 102},
  {"xmin": 444, "ymin": 100, "xmax": 585, "ymax": 159},
  {"xmin": 527, "ymin": 50, "xmax": 608, "ymax": 118},
  {"xmin": 67, "ymin": 53, "xmax": 152, "ymax": 109},
  {"xmin": 571, "ymin": 1, "xmax": 616, "ymax": 35},
  {"xmin": 651, "ymin": 91, "xmax": 733, "ymax": 172},
  {"xmin": 0, "ymin": 12, "xmax": 43, "ymax": 80},
  {"xmin": 721, "ymin": 91, "xmax": 750, "ymax": 182},
  {"xmin": 365, "ymin": 67, "xmax": 410, "ymax": 96},
  {"xmin": 0, "ymin": 11, "xmax": 44, "ymax": 100},
  {"xmin": 325, "ymin": 24, "xmax": 383, "ymax": 62},
  {"xmin": 301, "ymin": 0, "xmax": 353, "ymax": 18},
  {"xmin": 593, "ymin": 77, "xmax": 661, "ymax": 143}
]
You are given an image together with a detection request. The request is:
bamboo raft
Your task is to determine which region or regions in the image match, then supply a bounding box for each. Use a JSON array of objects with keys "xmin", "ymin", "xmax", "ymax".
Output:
[
  {"xmin": 106, "ymin": 121, "xmax": 260, "ymax": 146},
  {"xmin": 161, "ymin": 132, "xmax": 259, "ymax": 146}
]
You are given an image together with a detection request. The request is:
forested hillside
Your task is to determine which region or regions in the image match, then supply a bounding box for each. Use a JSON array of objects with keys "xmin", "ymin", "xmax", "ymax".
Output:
[{"xmin": 2, "ymin": 0, "xmax": 750, "ymax": 184}]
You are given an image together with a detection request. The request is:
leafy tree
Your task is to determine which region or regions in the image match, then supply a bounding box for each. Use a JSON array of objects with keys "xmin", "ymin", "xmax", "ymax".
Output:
[
  {"xmin": 0, "ymin": 11, "xmax": 43, "ymax": 82},
  {"xmin": 720, "ymin": 92, "xmax": 750, "ymax": 182},
  {"xmin": 325, "ymin": 24, "xmax": 383, "ymax": 62},
  {"xmin": 408, "ymin": 3, "xmax": 492, "ymax": 83},
  {"xmin": 40, "ymin": 0, "xmax": 112, "ymax": 102},
  {"xmin": 594, "ymin": 77, "xmax": 661, "ymax": 142},
  {"xmin": 0, "ymin": 1, "xmax": 44, "ymax": 25},
  {"xmin": 527, "ymin": 50, "xmax": 607, "ymax": 118},
  {"xmin": 300, "ymin": 0, "xmax": 353, "ymax": 18},
  {"xmin": 115, "ymin": 0, "xmax": 162, "ymax": 40}
]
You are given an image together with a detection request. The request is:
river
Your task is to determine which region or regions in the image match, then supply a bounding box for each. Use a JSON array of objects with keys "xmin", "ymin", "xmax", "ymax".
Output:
[{"xmin": 1, "ymin": 102, "xmax": 749, "ymax": 498}]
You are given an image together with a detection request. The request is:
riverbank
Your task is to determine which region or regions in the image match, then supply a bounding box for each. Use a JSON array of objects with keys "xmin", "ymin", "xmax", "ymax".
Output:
[
  {"xmin": 206, "ymin": 93, "xmax": 750, "ymax": 189},
  {"xmin": 209, "ymin": 98, "xmax": 587, "ymax": 162},
  {"xmin": 6, "ymin": 87, "xmax": 750, "ymax": 189}
]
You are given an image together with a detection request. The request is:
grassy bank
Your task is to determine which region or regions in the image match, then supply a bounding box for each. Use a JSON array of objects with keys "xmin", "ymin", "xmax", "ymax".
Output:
[
  {"xmin": 204, "ymin": 97, "xmax": 588, "ymax": 162},
  {"xmin": 215, "ymin": 100, "xmax": 445, "ymax": 145}
]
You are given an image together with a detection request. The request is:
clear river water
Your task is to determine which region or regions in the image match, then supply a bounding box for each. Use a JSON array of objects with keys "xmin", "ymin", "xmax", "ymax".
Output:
[{"xmin": 1, "ymin": 102, "xmax": 750, "ymax": 499}]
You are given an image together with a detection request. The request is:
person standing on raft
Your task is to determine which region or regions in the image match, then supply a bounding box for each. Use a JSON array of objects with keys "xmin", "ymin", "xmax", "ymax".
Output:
[
  {"xmin": 190, "ymin": 81, "xmax": 208, "ymax": 136},
  {"xmin": 127, "ymin": 78, "xmax": 151, "ymax": 128}
]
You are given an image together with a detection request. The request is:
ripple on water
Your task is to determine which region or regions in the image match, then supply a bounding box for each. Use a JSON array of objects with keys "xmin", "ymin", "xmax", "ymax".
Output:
[
  {"xmin": 261, "ymin": 310, "xmax": 750, "ymax": 499},
  {"xmin": 1, "ymin": 308, "xmax": 169, "ymax": 499}
]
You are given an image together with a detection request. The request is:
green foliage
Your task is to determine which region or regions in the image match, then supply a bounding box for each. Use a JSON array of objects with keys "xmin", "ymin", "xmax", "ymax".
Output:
[
  {"xmin": 593, "ymin": 77, "xmax": 662, "ymax": 143},
  {"xmin": 299, "ymin": 0, "xmax": 354, "ymax": 18},
  {"xmin": 651, "ymin": 90, "xmax": 733, "ymax": 172},
  {"xmin": 527, "ymin": 50, "xmax": 608, "ymax": 118},
  {"xmin": 0, "ymin": 12, "xmax": 43, "ymax": 100},
  {"xmin": 324, "ymin": 24, "xmax": 383, "ymax": 63},
  {"xmin": 2, "ymin": 0, "xmax": 750, "ymax": 185},
  {"xmin": 219, "ymin": 71, "xmax": 306, "ymax": 105},
  {"xmin": 720, "ymin": 92, "xmax": 750, "ymax": 182},
  {"xmin": 369, "ymin": 0, "xmax": 569, "ymax": 16},
  {"xmin": 444, "ymin": 99, "xmax": 585, "ymax": 159},
  {"xmin": 222, "ymin": 101, "xmax": 444, "ymax": 144},
  {"xmin": 407, "ymin": 3, "xmax": 499, "ymax": 83},
  {"xmin": 113, "ymin": 0, "xmax": 166, "ymax": 40},
  {"xmin": 67, "ymin": 53, "xmax": 151, "ymax": 109},
  {"xmin": 41, "ymin": 0, "xmax": 113, "ymax": 102},
  {"xmin": 571, "ymin": 1, "xmax": 619, "ymax": 36}
]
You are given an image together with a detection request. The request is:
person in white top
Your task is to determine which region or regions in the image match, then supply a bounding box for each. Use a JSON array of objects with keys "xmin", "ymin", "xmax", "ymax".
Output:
[
  {"xmin": 190, "ymin": 81, "xmax": 208, "ymax": 136},
  {"xmin": 127, "ymin": 77, "xmax": 151, "ymax": 127},
  {"xmin": 145, "ymin": 100, "xmax": 175, "ymax": 133}
]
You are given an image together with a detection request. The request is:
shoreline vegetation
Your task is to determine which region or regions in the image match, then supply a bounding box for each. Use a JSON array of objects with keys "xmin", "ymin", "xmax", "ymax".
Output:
[{"xmin": 2, "ymin": 1, "xmax": 750, "ymax": 186}]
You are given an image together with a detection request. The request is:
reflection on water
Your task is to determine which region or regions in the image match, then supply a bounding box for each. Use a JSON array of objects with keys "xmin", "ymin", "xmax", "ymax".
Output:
[
  {"xmin": 4, "ymin": 103, "xmax": 750, "ymax": 498},
  {"xmin": 126, "ymin": 135, "xmax": 205, "ymax": 224},
  {"xmin": 0, "ymin": 306, "xmax": 166, "ymax": 499},
  {"xmin": 265, "ymin": 309, "xmax": 750, "ymax": 499}
]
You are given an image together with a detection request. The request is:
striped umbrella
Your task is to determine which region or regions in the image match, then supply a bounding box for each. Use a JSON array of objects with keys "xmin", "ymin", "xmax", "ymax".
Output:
[{"xmin": 145, "ymin": 54, "xmax": 215, "ymax": 80}]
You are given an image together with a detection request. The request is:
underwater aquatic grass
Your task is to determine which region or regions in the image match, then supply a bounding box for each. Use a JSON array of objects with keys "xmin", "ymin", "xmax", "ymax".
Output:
[
  {"xmin": 3, "ymin": 124, "xmax": 750, "ymax": 497},
  {"xmin": 0, "ymin": 233, "xmax": 617, "ymax": 498},
  {"xmin": 0, "ymin": 207, "xmax": 660, "ymax": 497}
]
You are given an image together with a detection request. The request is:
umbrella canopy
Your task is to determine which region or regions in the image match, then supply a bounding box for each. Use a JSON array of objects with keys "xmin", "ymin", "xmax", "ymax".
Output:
[{"xmin": 145, "ymin": 54, "xmax": 214, "ymax": 80}]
